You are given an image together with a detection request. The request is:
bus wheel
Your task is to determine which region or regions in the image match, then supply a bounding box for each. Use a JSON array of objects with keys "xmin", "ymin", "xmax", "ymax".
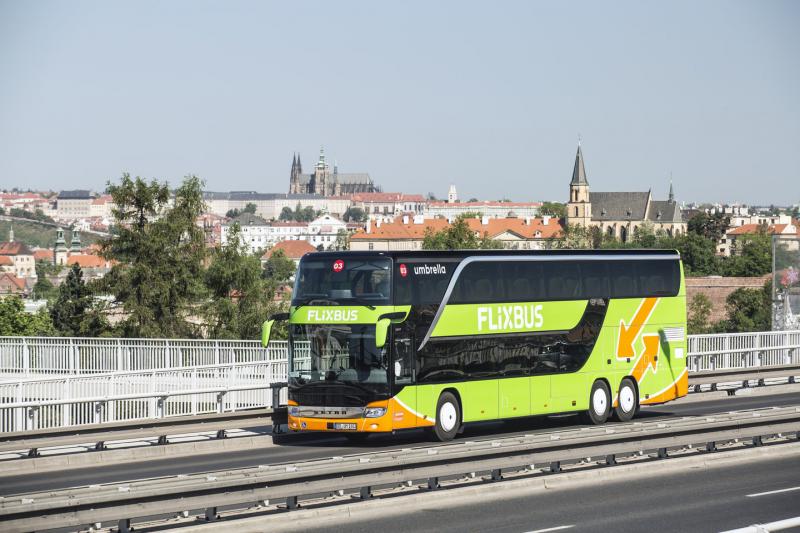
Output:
[
  {"xmin": 581, "ymin": 380, "xmax": 611, "ymax": 425},
  {"xmin": 614, "ymin": 378, "xmax": 639, "ymax": 422},
  {"xmin": 431, "ymin": 392, "xmax": 461, "ymax": 442}
]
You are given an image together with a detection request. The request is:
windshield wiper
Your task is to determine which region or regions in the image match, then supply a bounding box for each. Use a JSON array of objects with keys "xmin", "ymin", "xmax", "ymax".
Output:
[{"xmin": 292, "ymin": 297, "xmax": 340, "ymax": 313}]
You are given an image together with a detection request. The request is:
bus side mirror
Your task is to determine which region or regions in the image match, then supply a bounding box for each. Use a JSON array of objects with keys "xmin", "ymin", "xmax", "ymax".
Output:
[
  {"xmin": 261, "ymin": 320, "xmax": 275, "ymax": 348},
  {"xmin": 375, "ymin": 318, "xmax": 391, "ymax": 349}
]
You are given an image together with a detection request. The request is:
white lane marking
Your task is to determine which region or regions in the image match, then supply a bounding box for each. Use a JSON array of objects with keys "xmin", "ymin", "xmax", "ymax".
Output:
[
  {"xmin": 746, "ymin": 485, "xmax": 800, "ymax": 498},
  {"xmin": 523, "ymin": 526, "xmax": 574, "ymax": 533},
  {"xmin": 720, "ymin": 515, "xmax": 800, "ymax": 532}
]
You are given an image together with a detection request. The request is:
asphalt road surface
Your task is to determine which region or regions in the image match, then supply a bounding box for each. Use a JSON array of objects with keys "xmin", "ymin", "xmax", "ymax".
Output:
[
  {"xmin": 2, "ymin": 391, "xmax": 799, "ymax": 497},
  {"xmin": 298, "ymin": 452, "xmax": 800, "ymax": 533}
]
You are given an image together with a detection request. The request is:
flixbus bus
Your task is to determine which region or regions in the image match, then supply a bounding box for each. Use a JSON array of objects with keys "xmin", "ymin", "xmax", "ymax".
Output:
[{"xmin": 262, "ymin": 249, "xmax": 688, "ymax": 441}]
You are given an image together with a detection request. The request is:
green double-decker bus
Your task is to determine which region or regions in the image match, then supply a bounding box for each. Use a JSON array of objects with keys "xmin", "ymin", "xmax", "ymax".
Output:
[{"xmin": 262, "ymin": 249, "xmax": 687, "ymax": 441}]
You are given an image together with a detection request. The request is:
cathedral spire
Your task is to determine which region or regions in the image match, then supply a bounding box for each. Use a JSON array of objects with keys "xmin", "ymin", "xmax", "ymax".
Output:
[
  {"xmin": 570, "ymin": 144, "xmax": 588, "ymax": 185},
  {"xmin": 668, "ymin": 176, "xmax": 675, "ymax": 203}
]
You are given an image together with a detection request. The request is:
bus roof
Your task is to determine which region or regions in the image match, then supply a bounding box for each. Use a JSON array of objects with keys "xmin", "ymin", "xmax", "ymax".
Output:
[{"xmin": 302, "ymin": 249, "xmax": 680, "ymax": 260}]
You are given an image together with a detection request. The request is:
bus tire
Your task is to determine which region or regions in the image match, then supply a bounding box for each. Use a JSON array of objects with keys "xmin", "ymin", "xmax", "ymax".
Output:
[
  {"xmin": 614, "ymin": 378, "xmax": 639, "ymax": 422},
  {"xmin": 431, "ymin": 391, "xmax": 461, "ymax": 442},
  {"xmin": 581, "ymin": 380, "xmax": 611, "ymax": 425}
]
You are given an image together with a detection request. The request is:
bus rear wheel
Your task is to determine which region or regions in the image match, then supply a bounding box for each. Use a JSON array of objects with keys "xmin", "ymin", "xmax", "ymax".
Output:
[
  {"xmin": 430, "ymin": 392, "xmax": 460, "ymax": 442},
  {"xmin": 614, "ymin": 378, "xmax": 639, "ymax": 422},
  {"xmin": 581, "ymin": 380, "xmax": 611, "ymax": 425}
]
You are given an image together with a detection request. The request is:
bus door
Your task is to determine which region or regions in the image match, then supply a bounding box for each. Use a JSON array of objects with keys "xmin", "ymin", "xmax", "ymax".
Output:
[{"xmin": 391, "ymin": 327, "xmax": 418, "ymax": 429}]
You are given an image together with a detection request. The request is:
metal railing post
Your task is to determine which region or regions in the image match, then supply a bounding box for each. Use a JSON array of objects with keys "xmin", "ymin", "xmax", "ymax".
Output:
[
  {"xmin": 22, "ymin": 338, "xmax": 30, "ymax": 377},
  {"xmin": 69, "ymin": 338, "xmax": 77, "ymax": 375}
]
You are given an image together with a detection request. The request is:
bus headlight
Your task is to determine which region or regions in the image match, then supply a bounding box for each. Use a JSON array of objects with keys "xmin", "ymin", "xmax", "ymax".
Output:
[
  {"xmin": 364, "ymin": 407, "xmax": 387, "ymax": 418},
  {"xmin": 289, "ymin": 406, "xmax": 300, "ymax": 416}
]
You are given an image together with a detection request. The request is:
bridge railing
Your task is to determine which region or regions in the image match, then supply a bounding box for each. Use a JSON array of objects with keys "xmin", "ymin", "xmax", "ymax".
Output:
[
  {"xmin": 1, "ymin": 331, "xmax": 799, "ymax": 433},
  {"xmin": 0, "ymin": 361, "xmax": 287, "ymax": 432},
  {"xmin": 686, "ymin": 330, "xmax": 800, "ymax": 372},
  {"xmin": 0, "ymin": 337, "xmax": 285, "ymax": 376}
]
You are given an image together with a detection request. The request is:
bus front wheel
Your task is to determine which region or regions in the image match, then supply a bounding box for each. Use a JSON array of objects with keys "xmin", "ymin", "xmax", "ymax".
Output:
[
  {"xmin": 614, "ymin": 378, "xmax": 639, "ymax": 422},
  {"xmin": 430, "ymin": 392, "xmax": 461, "ymax": 442},
  {"xmin": 581, "ymin": 380, "xmax": 611, "ymax": 425}
]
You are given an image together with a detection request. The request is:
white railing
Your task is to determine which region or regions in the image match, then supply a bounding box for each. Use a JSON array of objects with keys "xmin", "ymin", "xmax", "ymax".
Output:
[
  {"xmin": 686, "ymin": 330, "xmax": 800, "ymax": 372},
  {"xmin": 0, "ymin": 337, "xmax": 287, "ymax": 377},
  {"xmin": 1, "ymin": 331, "xmax": 799, "ymax": 433},
  {"xmin": 0, "ymin": 361, "xmax": 288, "ymax": 433}
]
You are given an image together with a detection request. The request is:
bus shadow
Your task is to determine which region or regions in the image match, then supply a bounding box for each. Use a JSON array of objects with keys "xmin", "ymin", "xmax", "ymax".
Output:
[{"xmin": 272, "ymin": 408, "xmax": 678, "ymax": 450}]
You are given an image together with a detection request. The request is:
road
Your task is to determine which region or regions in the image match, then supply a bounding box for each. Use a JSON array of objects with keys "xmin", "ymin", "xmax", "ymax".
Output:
[
  {"xmin": 297, "ymin": 452, "xmax": 800, "ymax": 533},
  {"xmin": 1, "ymin": 391, "xmax": 798, "ymax": 496}
]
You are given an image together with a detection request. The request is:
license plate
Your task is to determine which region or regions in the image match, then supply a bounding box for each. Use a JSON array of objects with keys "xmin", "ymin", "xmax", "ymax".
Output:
[{"xmin": 333, "ymin": 423, "xmax": 357, "ymax": 431}]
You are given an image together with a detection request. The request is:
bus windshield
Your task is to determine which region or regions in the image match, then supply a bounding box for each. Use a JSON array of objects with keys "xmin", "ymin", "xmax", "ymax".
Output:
[
  {"xmin": 288, "ymin": 323, "xmax": 388, "ymax": 386},
  {"xmin": 292, "ymin": 256, "xmax": 392, "ymax": 306}
]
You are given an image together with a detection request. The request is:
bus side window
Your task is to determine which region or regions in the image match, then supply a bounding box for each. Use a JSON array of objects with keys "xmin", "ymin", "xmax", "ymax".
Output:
[
  {"xmin": 544, "ymin": 262, "xmax": 581, "ymax": 300},
  {"xmin": 581, "ymin": 261, "xmax": 610, "ymax": 299},
  {"xmin": 610, "ymin": 261, "xmax": 638, "ymax": 298}
]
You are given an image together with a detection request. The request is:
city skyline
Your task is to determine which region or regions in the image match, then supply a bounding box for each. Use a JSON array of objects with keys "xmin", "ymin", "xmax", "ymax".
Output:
[{"xmin": 1, "ymin": 1, "xmax": 798, "ymax": 204}]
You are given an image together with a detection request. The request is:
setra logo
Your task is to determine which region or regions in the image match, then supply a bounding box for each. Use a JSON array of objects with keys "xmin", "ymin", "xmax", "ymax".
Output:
[
  {"xmin": 332, "ymin": 259, "xmax": 344, "ymax": 273},
  {"xmin": 399, "ymin": 263, "xmax": 408, "ymax": 277}
]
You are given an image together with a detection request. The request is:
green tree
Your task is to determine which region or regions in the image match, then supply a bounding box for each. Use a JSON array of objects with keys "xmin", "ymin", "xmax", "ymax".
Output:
[
  {"xmin": 333, "ymin": 229, "xmax": 350, "ymax": 251},
  {"xmin": 342, "ymin": 207, "xmax": 366, "ymax": 222},
  {"xmin": 279, "ymin": 206, "xmax": 294, "ymax": 221},
  {"xmin": 722, "ymin": 233, "xmax": 772, "ymax": 277},
  {"xmin": 205, "ymin": 223, "xmax": 284, "ymax": 339},
  {"xmin": 688, "ymin": 211, "xmax": 729, "ymax": 242},
  {"xmin": 226, "ymin": 208, "xmax": 241, "ymax": 218},
  {"xmin": 0, "ymin": 296, "xmax": 55, "ymax": 336},
  {"xmin": 243, "ymin": 202, "xmax": 257, "ymax": 215},
  {"xmin": 687, "ymin": 293, "xmax": 713, "ymax": 334},
  {"xmin": 422, "ymin": 216, "xmax": 502, "ymax": 250},
  {"xmin": 49, "ymin": 263, "xmax": 108, "ymax": 337},
  {"xmin": 100, "ymin": 174, "xmax": 207, "ymax": 338},
  {"xmin": 672, "ymin": 232, "xmax": 720, "ymax": 276},
  {"xmin": 263, "ymin": 248, "xmax": 297, "ymax": 284},
  {"xmin": 714, "ymin": 281, "xmax": 772, "ymax": 333},
  {"xmin": 539, "ymin": 202, "xmax": 566, "ymax": 219}
]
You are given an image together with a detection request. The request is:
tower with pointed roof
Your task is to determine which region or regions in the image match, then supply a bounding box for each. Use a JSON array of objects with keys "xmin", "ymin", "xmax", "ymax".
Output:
[
  {"xmin": 566, "ymin": 143, "xmax": 592, "ymax": 227},
  {"xmin": 70, "ymin": 231, "xmax": 82, "ymax": 253},
  {"xmin": 54, "ymin": 228, "xmax": 68, "ymax": 266}
]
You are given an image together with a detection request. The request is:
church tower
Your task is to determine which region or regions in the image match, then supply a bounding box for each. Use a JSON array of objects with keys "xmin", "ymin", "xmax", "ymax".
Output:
[
  {"xmin": 289, "ymin": 153, "xmax": 304, "ymax": 194},
  {"xmin": 447, "ymin": 184, "xmax": 458, "ymax": 204},
  {"xmin": 53, "ymin": 228, "xmax": 68, "ymax": 266},
  {"xmin": 314, "ymin": 147, "xmax": 330, "ymax": 195},
  {"xmin": 566, "ymin": 143, "xmax": 592, "ymax": 227},
  {"xmin": 70, "ymin": 231, "xmax": 82, "ymax": 253}
]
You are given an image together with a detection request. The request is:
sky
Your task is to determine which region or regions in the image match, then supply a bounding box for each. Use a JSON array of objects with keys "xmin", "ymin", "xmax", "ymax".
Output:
[{"xmin": 0, "ymin": 1, "xmax": 798, "ymax": 205}]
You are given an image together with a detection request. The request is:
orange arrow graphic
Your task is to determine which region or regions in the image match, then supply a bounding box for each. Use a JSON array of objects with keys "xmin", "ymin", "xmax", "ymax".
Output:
[
  {"xmin": 617, "ymin": 297, "xmax": 658, "ymax": 358},
  {"xmin": 632, "ymin": 334, "xmax": 660, "ymax": 381}
]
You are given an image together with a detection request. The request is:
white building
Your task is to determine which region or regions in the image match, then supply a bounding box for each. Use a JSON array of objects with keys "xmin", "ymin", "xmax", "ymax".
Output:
[
  {"xmin": 221, "ymin": 213, "xmax": 349, "ymax": 254},
  {"xmin": 424, "ymin": 200, "xmax": 542, "ymax": 220},
  {"xmin": 351, "ymin": 192, "xmax": 426, "ymax": 221}
]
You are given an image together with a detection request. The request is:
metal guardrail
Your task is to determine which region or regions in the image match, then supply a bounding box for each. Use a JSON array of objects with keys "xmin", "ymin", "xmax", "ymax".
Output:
[
  {"xmin": 0, "ymin": 331, "xmax": 799, "ymax": 433},
  {"xmin": 0, "ymin": 405, "xmax": 798, "ymax": 533}
]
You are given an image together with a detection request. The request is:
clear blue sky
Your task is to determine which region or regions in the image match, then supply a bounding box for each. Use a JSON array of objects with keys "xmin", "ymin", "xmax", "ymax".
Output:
[{"xmin": 1, "ymin": 0, "xmax": 798, "ymax": 205}]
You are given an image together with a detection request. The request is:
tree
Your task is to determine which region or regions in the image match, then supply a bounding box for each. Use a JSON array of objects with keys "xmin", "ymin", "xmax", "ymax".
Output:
[
  {"xmin": 243, "ymin": 203, "xmax": 257, "ymax": 215},
  {"xmin": 99, "ymin": 174, "xmax": 207, "ymax": 338},
  {"xmin": 539, "ymin": 202, "xmax": 566, "ymax": 219},
  {"xmin": 279, "ymin": 206, "xmax": 294, "ymax": 221},
  {"xmin": 262, "ymin": 248, "xmax": 297, "ymax": 284},
  {"xmin": 422, "ymin": 216, "xmax": 502, "ymax": 250},
  {"xmin": 333, "ymin": 229, "xmax": 350, "ymax": 251},
  {"xmin": 672, "ymin": 232, "xmax": 720, "ymax": 276},
  {"xmin": 687, "ymin": 293, "xmax": 713, "ymax": 334},
  {"xmin": 0, "ymin": 296, "xmax": 55, "ymax": 336},
  {"xmin": 714, "ymin": 281, "xmax": 772, "ymax": 333},
  {"xmin": 342, "ymin": 207, "xmax": 366, "ymax": 223},
  {"xmin": 688, "ymin": 211, "xmax": 729, "ymax": 242},
  {"xmin": 226, "ymin": 208, "xmax": 240, "ymax": 218},
  {"xmin": 467, "ymin": 198, "xmax": 479, "ymax": 203},
  {"xmin": 205, "ymin": 223, "xmax": 284, "ymax": 339},
  {"xmin": 723, "ymin": 233, "xmax": 772, "ymax": 277},
  {"xmin": 49, "ymin": 263, "xmax": 108, "ymax": 337}
]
